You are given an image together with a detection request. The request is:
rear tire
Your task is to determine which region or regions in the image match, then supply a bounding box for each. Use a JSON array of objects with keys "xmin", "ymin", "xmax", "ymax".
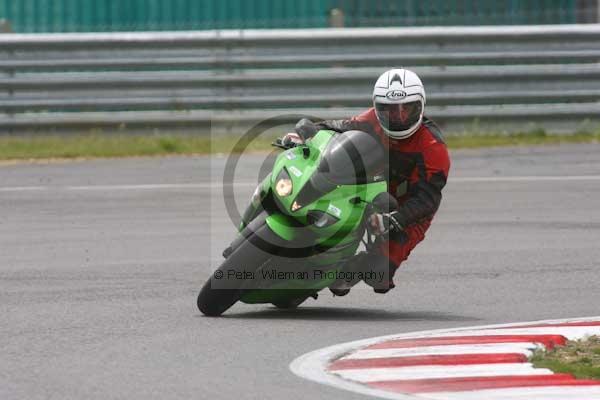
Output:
[
  {"xmin": 273, "ymin": 302, "xmax": 301, "ymax": 309},
  {"xmin": 272, "ymin": 297, "xmax": 307, "ymax": 310}
]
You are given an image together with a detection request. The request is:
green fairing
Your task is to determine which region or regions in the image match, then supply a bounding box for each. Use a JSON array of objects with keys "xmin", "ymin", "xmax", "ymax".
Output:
[
  {"xmin": 239, "ymin": 130, "xmax": 387, "ymax": 305},
  {"xmin": 266, "ymin": 131, "xmax": 385, "ymax": 242}
]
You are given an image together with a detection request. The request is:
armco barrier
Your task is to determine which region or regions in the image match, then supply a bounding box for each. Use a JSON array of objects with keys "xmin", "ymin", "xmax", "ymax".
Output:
[{"xmin": 1, "ymin": 25, "xmax": 599, "ymax": 134}]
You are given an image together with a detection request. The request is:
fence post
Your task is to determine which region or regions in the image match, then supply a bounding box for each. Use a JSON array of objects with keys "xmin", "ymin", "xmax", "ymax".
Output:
[
  {"xmin": 578, "ymin": 0, "xmax": 599, "ymax": 22},
  {"xmin": 0, "ymin": 19, "xmax": 13, "ymax": 33},
  {"xmin": 0, "ymin": 19, "xmax": 15, "ymax": 134},
  {"xmin": 329, "ymin": 8, "xmax": 345, "ymax": 28}
]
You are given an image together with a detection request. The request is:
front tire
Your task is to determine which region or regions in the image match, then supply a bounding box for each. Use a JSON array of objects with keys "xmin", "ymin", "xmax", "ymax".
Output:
[
  {"xmin": 197, "ymin": 278, "xmax": 244, "ymax": 317},
  {"xmin": 197, "ymin": 223, "xmax": 281, "ymax": 316}
]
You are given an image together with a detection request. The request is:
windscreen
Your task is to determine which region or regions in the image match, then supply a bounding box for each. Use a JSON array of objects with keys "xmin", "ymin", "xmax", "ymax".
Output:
[{"xmin": 316, "ymin": 130, "xmax": 385, "ymax": 185}]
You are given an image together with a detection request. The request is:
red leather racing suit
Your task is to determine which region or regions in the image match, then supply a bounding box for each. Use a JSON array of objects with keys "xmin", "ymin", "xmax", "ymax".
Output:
[{"xmin": 316, "ymin": 108, "xmax": 451, "ymax": 271}]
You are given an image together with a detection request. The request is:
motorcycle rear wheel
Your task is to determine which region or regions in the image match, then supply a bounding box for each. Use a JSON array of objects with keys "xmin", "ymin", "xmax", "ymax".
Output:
[{"xmin": 272, "ymin": 293, "xmax": 309, "ymax": 309}]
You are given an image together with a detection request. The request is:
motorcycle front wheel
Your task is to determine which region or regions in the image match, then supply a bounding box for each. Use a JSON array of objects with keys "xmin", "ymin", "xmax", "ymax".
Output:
[{"xmin": 197, "ymin": 223, "xmax": 279, "ymax": 316}]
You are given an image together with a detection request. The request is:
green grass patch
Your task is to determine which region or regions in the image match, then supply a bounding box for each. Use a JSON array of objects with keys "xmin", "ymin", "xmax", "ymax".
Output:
[
  {"xmin": 445, "ymin": 130, "xmax": 600, "ymax": 149},
  {"xmin": 531, "ymin": 336, "xmax": 600, "ymax": 380},
  {"xmin": 0, "ymin": 134, "xmax": 276, "ymax": 161},
  {"xmin": 0, "ymin": 130, "xmax": 599, "ymax": 161}
]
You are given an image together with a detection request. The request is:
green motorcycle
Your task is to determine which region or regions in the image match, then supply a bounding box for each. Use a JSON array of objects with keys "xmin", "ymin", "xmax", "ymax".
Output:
[{"xmin": 197, "ymin": 126, "xmax": 397, "ymax": 316}]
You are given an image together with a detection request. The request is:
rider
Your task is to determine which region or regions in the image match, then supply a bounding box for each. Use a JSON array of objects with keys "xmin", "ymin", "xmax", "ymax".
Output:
[{"xmin": 284, "ymin": 68, "xmax": 451, "ymax": 295}]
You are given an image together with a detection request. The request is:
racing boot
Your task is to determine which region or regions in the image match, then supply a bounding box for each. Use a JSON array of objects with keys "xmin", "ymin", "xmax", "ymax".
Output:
[
  {"xmin": 363, "ymin": 254, "xmax": 397, "ymax": 294},
  {"xmin": 328, "ymin": 252, "xmax": 369, "ymax": 296}
]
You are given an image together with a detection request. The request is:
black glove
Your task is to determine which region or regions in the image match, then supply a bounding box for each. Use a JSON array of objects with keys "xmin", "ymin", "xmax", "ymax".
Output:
[
  {"xmin": 329, "ymin": 252, "xmax": 369, "ymax": 296},
  {"xmin": 294, "ymin": 118, "xmax": 320, "ymax": 140},
  {"xmin": 369, "ymin": 211, "xmax": 404, "ymax": 236}
]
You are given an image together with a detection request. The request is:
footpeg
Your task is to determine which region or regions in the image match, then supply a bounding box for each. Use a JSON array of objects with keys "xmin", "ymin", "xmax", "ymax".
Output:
[
  {"xmin": 222, "ymin": 246, "xmax": 233, "ymax": 258},
  {"xmin": 329, "ymin": 288, "xmax": 350, "ymax": 297}
]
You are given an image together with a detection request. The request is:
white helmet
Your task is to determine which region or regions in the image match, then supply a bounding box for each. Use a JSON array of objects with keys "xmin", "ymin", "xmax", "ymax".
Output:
[{"xmin": 372, "ymin": 68, "xmax": 426, "ymax": 139}]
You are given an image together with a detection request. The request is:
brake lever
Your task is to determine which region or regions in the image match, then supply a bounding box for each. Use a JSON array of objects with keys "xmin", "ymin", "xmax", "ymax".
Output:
[
  {"xmin": 271, "ymin": 138, "xmax": 288, "ymax": 150},
  {"xmin": 271, "ymin": 142, "xmax": 288, "ymax": 150},
  {"xmin": 362, "ymin": 204, "xmax": 389, "ymax": 252},
  {"xmin": 272, "ymin": 138, "xmax": 309, "ymax": 151}
]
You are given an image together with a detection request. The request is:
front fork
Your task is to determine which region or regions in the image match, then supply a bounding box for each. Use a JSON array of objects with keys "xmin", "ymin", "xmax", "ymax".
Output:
[{"xmin": 240, "ymin": 174, "xmax": 272, "ymax": 232}]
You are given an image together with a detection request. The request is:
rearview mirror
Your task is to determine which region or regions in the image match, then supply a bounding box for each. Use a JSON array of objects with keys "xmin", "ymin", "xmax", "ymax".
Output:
[{"xmin": 372, "ymin": 192, "xmax": 399, "ymax": 213}]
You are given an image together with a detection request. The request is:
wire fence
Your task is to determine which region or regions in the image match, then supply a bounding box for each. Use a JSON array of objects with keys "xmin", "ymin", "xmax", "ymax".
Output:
[{"xmin": 0, "ymin": 0, "xmax": 598, "ymax": 33}]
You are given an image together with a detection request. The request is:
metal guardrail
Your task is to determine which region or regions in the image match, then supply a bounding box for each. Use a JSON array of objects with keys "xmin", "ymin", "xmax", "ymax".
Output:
[{"xmin": 1, "ymin": 25, "xmax": 599, "ymax": 134}]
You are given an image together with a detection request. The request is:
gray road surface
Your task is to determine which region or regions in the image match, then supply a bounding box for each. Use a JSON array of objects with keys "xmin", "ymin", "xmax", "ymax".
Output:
[{"xmin": 2, "ymin": 144, "xmax": 600, "ymax": 400}]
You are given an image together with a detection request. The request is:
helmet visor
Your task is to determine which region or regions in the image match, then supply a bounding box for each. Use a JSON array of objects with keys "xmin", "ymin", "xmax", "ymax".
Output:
[{"xmin": 375, "ymin": 101, "xmax": 423, "ymax": 132}]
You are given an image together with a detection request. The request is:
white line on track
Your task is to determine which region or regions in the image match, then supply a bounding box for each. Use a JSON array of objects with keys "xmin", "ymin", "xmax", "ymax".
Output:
[
  {"xmin": 1, "ymin": 175, "xmax": 600, "ymax": 193},
  {"xmin": 0, "ymin": 186, "xmax": 47, "ymax": 192},
  {"xmin": 0, "ymin": 182, "xmax": 252, "ymax": 192},
  {"xmin": 65, "ymin": 183, "xmax": 220, "ymax": 191},
  {"xmin": 424, "ymin": 326, "xmax": 600, "ymax": 341},
  {"xmin": 423, "ymin": 386, "xmax": 600, "ymax": 400},
  {"xmin": 452, "ymin": 175, "xmax": 600, "ymax": 182},
  {"xmin": 332, "ymin": 363, "xmax": 551, "ymax": 382},
  {"xmin": 342, "ymin": 343, "xmax": 539, "ymax": 359}
]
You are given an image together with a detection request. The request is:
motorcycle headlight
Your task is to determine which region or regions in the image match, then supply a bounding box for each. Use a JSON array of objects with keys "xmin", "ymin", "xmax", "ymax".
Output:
[
  {"xmin": 275, "ymin": 168, "xmax": 293, "ymax": 197},
  {"xmin": 307, "ymin": 210, "xmax": 339, "ymax": 228}
]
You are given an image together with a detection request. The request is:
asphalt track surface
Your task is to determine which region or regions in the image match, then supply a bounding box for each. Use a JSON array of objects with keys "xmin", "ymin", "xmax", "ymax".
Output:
[{"xmin": 2, "ymin": 143, "xmax": 600, "ymax": 400}]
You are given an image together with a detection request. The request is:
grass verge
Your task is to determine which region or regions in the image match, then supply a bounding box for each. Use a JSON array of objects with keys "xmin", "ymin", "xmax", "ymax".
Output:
[
  {"xmin": 0, "ymin": 130, "xmax": 599, "ymax": 161},
  {"xmin": 0, "ymin": 134, "xmax": 276, "ymax": 161},
  {"xmin": 531, "ymin": 336, "xmax": 600, "ymax": 380},
  {"xmin": 446, "ymin": 131, "xmax": 600, "ymax": 149}
]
